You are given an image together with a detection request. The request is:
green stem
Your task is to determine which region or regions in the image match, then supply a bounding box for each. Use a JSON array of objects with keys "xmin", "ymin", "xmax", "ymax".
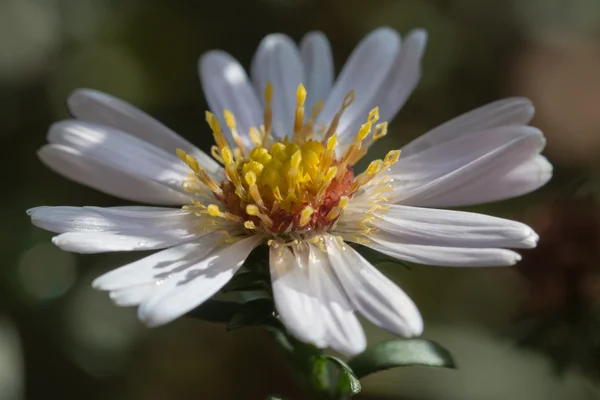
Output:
[{"xmin": 265, "ymin": 317, "xmax": 340, "ymax": 400}]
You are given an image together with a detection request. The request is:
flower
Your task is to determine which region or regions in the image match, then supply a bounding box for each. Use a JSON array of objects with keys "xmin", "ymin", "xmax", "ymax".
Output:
[{"xmin": 27, "ymin": 27, "xmax": 551, "ymax": 356}]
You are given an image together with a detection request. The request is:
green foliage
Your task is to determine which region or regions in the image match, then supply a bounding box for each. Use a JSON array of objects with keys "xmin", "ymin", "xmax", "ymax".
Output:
[
  {"xmin": 186, "ymin": 300, "xmax": 242, "ymax": 323},
  {"xmin": 348, "ymin": 339, "xmax": 457, "ymax": 379},
  {"xmin": 222, "ymin": 270, "xmax": 267, "ymax": 292},
  {"xmin": 227, "ymin": 298, "xmax": 274, "ymax": 331},
  {"xmin": 187, "ymin": 251, "xmax": 455, "ymax": 399}
]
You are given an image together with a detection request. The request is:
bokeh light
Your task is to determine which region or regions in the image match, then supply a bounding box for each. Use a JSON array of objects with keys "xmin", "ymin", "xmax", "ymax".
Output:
[{"xmin": 18, "ymin": 242, "xmax": 76, "ymax": 301}]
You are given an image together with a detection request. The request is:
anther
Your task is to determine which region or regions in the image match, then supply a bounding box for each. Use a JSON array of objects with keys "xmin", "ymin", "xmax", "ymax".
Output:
[
  {"xmin": 176, "ymin": 149, "xmax": 200, "ymax": 173},
  {"xmin": 373, "ymin": 122, "xmax": 388, "ymax": 140},
  {"xmin": 264, "ymin": 82, "xmax": 274, "ymax": 137},
  {"xmin": 367, "ymin": 107, "xmax": 379, "ymax": 125},
  {"xmin": 294, "ymin": 84, "xmax": 307, "ymax": 137},
  {"xmin": 210, "ymin": 146, "xmax": 225, "ymax": 164},
  {"xmin": 249, "ymin": 127, "xmax": 263, "ymax": 147},
  {"xmin": 224, "ymin": 109, "xmax": 247, "ymax": 157},
  {"xmin": 298, "ymin": 206, "xmax": 314, "ymax": 226},
  {"xmin": 205, "ymin": 112, "xmax": 228, "ymax": 150},
  {"xmin": 221, "ymin": 147, "xmax": 234, "ymax": 165},
  {"xmin": 384, "ymin": 150, "xmax": 401, "ymax": 165},
  {"xmin": 339, "ymin": 196, "xmax": 349, "ymax": 209},
  {"xmin": 246, "ymin": 204, "xmax": 273, "ymax": 227},
  {"xmin": 323, "ymin": 89, "xmax": 355, "ymax": 142}
]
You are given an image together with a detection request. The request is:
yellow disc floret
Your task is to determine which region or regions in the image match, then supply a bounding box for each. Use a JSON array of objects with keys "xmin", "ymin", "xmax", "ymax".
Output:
[{"xmin": 177, "ymin": 83, "xmax": 400, "ymax": 237}]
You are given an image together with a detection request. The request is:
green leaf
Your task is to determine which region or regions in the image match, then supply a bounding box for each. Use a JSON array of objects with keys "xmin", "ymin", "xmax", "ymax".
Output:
[
  {"xmin": 326, "ymin": 356, "xmax": 362, "ymax": 396},
  {"xmin": 310, "ymin": 356, "xmax": 331, "ymax": 393},
  {"xmin": 186, "ymin": 300, "xmax": 243, "ymax": 323},
  {"xmin": 348, "ymin": 339, "xmax": 456, "ymax": 378},
  {"xmin": 227, "ymin": 298, "xmax": 274, "ymax": 330},
  {"xmin": 351, "ymin": 243, "xmax": 411, "ymax": 270},
  {"xmin": 222, "ymin": 270, "xmax": 266, "ymax": 292},
  {"xmin": 307, "ymin": 356, "xmax": 361, "ymax": 398},
  {"xmin": 243, "ymin": 244, "xmax": 270, "ymax": 270}
]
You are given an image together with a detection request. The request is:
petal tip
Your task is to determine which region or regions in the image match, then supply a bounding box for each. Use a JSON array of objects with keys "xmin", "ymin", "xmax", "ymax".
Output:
[
  {"xmin": 91, "ymin": 276, "xmax": 107, "ymax": 290},
  {"xmin": 409, "ymin": 28, "xmax": 429, "ymax": 44},
  {"xmin": 302, "ymin": 30, "xmax": 327, "ymax": 43},
  {"xmin": 138, "ymin": 307, "xmax": 172, "ymax": 328},
  {"xmin": 512, "ymin": 252, "xmax": 523, "ymax": 264}
]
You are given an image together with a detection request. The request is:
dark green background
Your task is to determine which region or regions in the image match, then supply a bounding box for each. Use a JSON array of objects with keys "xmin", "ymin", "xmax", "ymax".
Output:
[{"xmin": 1, "ymin": 0, "xmax": 598, "ymax": 399}]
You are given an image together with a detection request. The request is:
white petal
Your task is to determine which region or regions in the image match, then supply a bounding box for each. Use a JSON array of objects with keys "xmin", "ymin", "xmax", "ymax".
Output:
[
  {"xmin": 340, "ymin": 204, "xmax": 538, "ymax": 249},
  {"xmin": 300, "ymin": 31, "xmax": 334, "ymax": 110},
  {"xmin": 318, "ymin": 27, "xmax": 400, "ymax": 146},
  {"xmin": 28, "ymin": 206, "xmax": 125, "ymax": 233},
  {"xmin": 67, "ymin": 89, "xmax": 221, "ymax": 177},
  {"xmin": 48, "ymin": 121, "xmax": 191, "ymax": 184},
  {"xmin": 324, "ymin": 235, "xmax": 423, "ymax": 338},
  {"xmin": 45, "ymin": 207, "xmax": 209, "ymax": 254},
  {"xmin": 306, "ymin": 243, "xmax": 366, "ymax": 355},
  {"xmin": 52, "ymin": 230, "xmax": 196, "ymax": 254},
  {"xmin": 109, "ymin": 285, "xmax": 155, "ymax": 307},
  {"xmin": 38, "ymin": 144, "xmax": 189, "ymax": 205},
  {"xmin": 358, "ymin": 235, "xmax": 523, "ymax": 267},
  {"xmin": 423, "ymin": 155, "xmax": 552, "ymax": 207},
  {"xmin": 383, "ymin": 128, "xmax": 546, "ymax": 206},
  {"xmin": 401, "ymin": 97, "xmax": 535, "ymax": 157},
  {"xmin": 269, "ymin": 244, "xmax": 327, "ymax": 348},
  {"xmin": 377, "ymin": 29, "xmax": 427, "ymax": 123},
  {"xmin": 27, "ymin": 206, "xmax": 189, "ymax": 234},
  {"xmin": 199, "ymin": 51, "xmax": 263, "ymax": 148},
  {"xmin": 251, "ymin": 34, "xmax": 304, "ymax": 138},
  {"xmin": 93, "ymin": 232, "xmax": 224, "ymax": 291},
  {"xmin": 388, "ymin": 126, "xmax": 539, "ymax": 180},
  {"xmin": 46, "ymin": 121, "xmax": 214, "ymax": 203},
  {"xmin": 138, "ymin": 235, "xmax": 263, "ymax": 327}
]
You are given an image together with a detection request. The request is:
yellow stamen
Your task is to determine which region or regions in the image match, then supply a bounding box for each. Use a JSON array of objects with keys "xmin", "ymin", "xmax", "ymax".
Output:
[
  {"xmin": 384, "ymin": 150, "xmax": 401, "ymax": 165},
  {"xmin": 198, "ymin": 169, "xmax": 223, "ymax": 197},
  {"xmin": 326, "ymin": 135, "xmax": 337, "ymax": 151},
  {"xmin": 249, "ymin": 127, "xmax": 263, "ymax": 147},
  {"xmin": 207, "ymin": 204, "xmax": 220, "ymax": 217},
  {"xmin": 339, "ymin": 196, "xmax": 349, "ymax": 209},
  {"xmin": 373, "ymin": 122, "xmax": 388, "ymax": 140},
  {"xmin": 206, "ymin": 112, "xmax": 228, "ymax": 150},
  {"xmin": 294, "ymin": 84, "xmax": 307, "ymax": 137},
  {"xmin": 351, "ymin": 159, "xmax": 383, "ymax": 191},
  {"xmin": 326, "ymin": 207, "xmax": 342, "ymax": 220},
  {"xmin": 246, "ymin": 204, "xmax": 273, "ymax": 227},
  {"xmin": 264, "ymin": 82, "xmax": 273, "ymax": 137},
  {"xmin": 298, "ymin": 206, "xmax": 314, "ymax": 226},
  {"xmin": 301, "ymin": 99, "xmax": 325, "ymax": 141},
  {"xmin": 207, "ymin": 204, "xmax": 243, "ymax": 223},
  {"xmin": 366, "ymin": 159, "xmax": 383, "ymax": 175},
  {"xmin": 210, "ymin": 145, "xmax": 225, "ymax": 164},
  {"xmin": 367, "ymin": 107, "xmax": 379, "ymax": 125},
  {"xmin": 246, "ymin": 204, "xmax": 260, "ymax": 216},
  {"xmin": 323, "ymin": 90, "xmax": 355, "ymax": 142},
  {"xmin": 178, "ymin": 84, "xmax": 394, "ymax": 236},
  {"xmin": 224, "ymin": 109, "xmax": 247, "ymax": 157},
  {"xmin": 176, "ymin": 149, "xmax": 200, "ymax": 173},
  {"xmin": 357, "ymin": 122, "xmax": 372, "ymax": 141},
  {"xmin": 221, "ymin": 147, "xmax": 234, "ymax": 165}
]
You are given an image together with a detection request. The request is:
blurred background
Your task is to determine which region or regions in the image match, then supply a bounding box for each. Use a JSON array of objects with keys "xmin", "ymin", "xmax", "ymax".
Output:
[{"xmin": 2, "ymin": 0, "xmax": 600, "ymax": 398}]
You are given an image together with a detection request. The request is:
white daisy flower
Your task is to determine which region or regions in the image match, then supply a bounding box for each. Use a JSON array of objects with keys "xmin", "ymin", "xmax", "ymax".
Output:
[{"xmin": 27, "ymin": 27, "xmax": 551, "ymax": 356}]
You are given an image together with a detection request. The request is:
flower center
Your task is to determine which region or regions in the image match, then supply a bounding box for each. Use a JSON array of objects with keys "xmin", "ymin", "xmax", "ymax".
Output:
[{"xmin": 177, "ymin": 83, "xmax": 400, "ymax": 238}]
